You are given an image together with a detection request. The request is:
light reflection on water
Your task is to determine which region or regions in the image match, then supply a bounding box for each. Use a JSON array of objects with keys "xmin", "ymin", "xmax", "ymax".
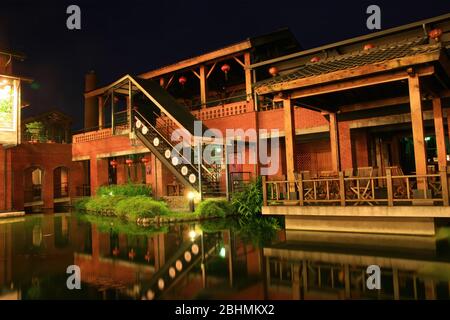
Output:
[{"xmin": 0, "ymin": 213, "xmax": 450, "ymax": 300}]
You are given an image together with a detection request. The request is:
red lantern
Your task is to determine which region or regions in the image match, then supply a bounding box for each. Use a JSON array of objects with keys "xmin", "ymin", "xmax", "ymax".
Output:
[
  {"xmin": 363, "ymin": 43, "xmax": 375, "ymax": 51},
  {"xmin": 128, "ymin": 249, "xmax": 136, "ymax": 260},
  {"xmin": 310, "ymin": 56, "xmax": 321, "ymax": 63},
  {"xmin": 268, "ymin": 66, "xmax": 278, "ymax": 77},
  {"xmin": 178, "ymin": 76, "xmax": 187, "ymax": 86},
  {"xmin": 428, "ymin": 28, "xmax": 443, "ymax": 41},
  {"xmin": 141, "ymin": 157, "xmax": 149, "ymax": 165},
  {"xmin": 112, "ymin": 247, "xmax": 120, "ymax": 256},
  {"xmin": 159, "ymin": 78, "xmax": 165, "ymax": 87},
  {"xmin": 110, "ymin": 159, "xmax": 118, "ymax": 169},
  {"xmin": 145, "ymin": 251, "xmax": 151, "ymax": 262},
  {"xmin": 221, "ymin": 64, "xmax": 231, "ymax": 80},
  {"xmin": 125, "ymin": 159, "xmax": 133, "ymax": 167}
]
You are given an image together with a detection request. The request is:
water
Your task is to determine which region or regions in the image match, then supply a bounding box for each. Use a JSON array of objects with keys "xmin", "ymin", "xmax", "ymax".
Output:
[{"xmin": 1, "ymin": 212, "xmax": 450, "ymax": 300}]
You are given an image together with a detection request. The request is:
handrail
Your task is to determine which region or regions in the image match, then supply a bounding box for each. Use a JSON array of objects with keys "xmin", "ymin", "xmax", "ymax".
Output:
[
  {"xmin": 135, "ymin": 109, "xmax": 215, "ymax": 179},
  {"xmin": 134, "ymin": 110, "xmax": 198, "ymax": 174},
  {"xmin": 263, "ymin": 170, "xmax": 449, "ymax": 207}
]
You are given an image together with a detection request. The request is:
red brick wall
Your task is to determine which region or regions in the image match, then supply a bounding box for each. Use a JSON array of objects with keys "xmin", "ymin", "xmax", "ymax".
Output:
[{"xmin": 8, "ymin": 143, "xmax": 83, "ymax": 210}]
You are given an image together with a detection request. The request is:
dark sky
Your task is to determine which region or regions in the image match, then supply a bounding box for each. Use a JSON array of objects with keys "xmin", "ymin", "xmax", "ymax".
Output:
[{"xmin": 1, "ymin": 0, "xmax": 449, "ymax": 130}]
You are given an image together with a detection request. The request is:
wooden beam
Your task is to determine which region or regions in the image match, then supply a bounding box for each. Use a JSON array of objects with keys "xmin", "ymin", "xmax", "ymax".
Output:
[
  {"xmin": 165, "ymin": 75, "xmax": 174, "ymax": 90},
  {"xmin": 408, "ymin": 75, "xmax": 427, "ymax": 189},
  {"xmin": 329, "ymin": 112, "xmax": 340, "ymax": 172},
  {"xmin": 98, "ymin": 96, "xmax": 104, "ymax": 129},
  {"xmin": 433, "ymin": 97, "xmax": 447, "ymax": 170},
  {"xmin": 206, "ymin": 62, "xmax": 217, "ymax": 79},
  {"xmin": 233, "ymin": 56, "xmax": 245, "ymax": 68},
  {"xmin": 283, "ymin": 98, "xmax": 296, "ymax": 191},
  {"xmin": 255, "ymin": 51, "xmax": 440, "ymax": 95},
  {"xmin": 244, "ymin": 52, "xmax": 252, "ymax": 101},
  {"xmin": 340, "ymin": 96, "xmax": 410, "ymax": 113},
  {"xmin": 192, "ymin": 69, "xmax": 200, "ymax": 79},
  {"xmin": 139, "ymin": 40, "xmax": 252, "ymax": 79},
  {"xmin": 200, "ymin": 65, "xmax": 207, "ymax": 108},
  {"xmin": 290, "ymin": 66, "xmax": 434, "ymax": 99}
]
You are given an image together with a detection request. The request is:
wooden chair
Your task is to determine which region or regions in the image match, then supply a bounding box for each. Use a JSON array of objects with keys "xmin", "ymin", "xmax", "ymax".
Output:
[
  {"xmin": 299, "ymin": 171, "xmax": 314, "ymax": 200},
  {"xmin": 351, "ymin": 167, "xmax": 374, "ymax": 205},
  {"xmin": 386, "ymin": 166, "xmax": 408, "ymax": 199}
]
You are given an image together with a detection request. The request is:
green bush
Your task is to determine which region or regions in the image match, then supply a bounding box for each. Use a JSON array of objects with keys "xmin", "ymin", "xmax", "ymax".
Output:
[
  {"xmin": 115, "ymin": 196, "xmax": 170, "ymax": 219},
  {"xmin": 73, "ymin": 198, "xmax": 89, "ymax": 211},
  {"xmin": 195, "ymin": 199, "xmax": 233, "ymax": 218},
  {"xmin": 232, "ymin": 177, "xmax": 263, "ymax": 218},
  {"xmin": 97, "ymin": 184, "xmax": 152, "ymax": 197},
  {"xmin": 85, "ymin": 195, "xmax": 124, "ymax": 213}
]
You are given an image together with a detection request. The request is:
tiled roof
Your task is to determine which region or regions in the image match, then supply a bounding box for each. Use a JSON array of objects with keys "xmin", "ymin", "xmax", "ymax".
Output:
[{"xmin": 254, "ymin": 36, "xmax": 440, "ymax": 89}]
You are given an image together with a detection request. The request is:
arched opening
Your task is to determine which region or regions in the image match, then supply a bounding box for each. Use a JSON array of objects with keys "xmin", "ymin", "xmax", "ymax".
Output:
[
  {"xmin": 24, "ymin": 167, "xmax": 43, "ymax": 204},
  {"xmin": 53, "ymin": 166, "xmax": 69, "ymax": 198}
]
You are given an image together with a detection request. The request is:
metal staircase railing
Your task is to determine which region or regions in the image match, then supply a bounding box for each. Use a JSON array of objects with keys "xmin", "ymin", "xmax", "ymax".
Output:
[{"xmin": 133, "ymin": 109, "xmax": 222, "ymax": 195}]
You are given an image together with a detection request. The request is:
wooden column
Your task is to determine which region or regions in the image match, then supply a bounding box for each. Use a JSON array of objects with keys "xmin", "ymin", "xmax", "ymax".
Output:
[
  {"xmin": 98, "ymin": 96, "xmax": 104, "ymax": 129},
  {"xmin": 244, "ymin": 52, "xmax": 252, "ymax": 101},
  {"xmin": 433, "ymin": 97, "xmax": 447, "ymax": 170},
  {"xmin": 283, "ymin": 98, "xmax": 296, "ymax": 186},
  {"xmin": 200, "ymin": 65, "xmax": 207, "ymax": 108},
  {"xmin": 329, "ymin": 113, "xmax": 340, "ymax": 172},
  {"xmin": 408, "ymin": 75, "xmax": 427, "ymax": 189}
]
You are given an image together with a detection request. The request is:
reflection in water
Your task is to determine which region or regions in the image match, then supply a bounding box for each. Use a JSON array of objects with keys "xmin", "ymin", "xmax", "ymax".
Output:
[{"xmin": 0, "ymin": 213, "xmax": 450, "ymax": 300}]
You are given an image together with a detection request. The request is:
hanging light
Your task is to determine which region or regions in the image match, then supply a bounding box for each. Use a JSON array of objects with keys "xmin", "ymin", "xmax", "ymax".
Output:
[
  {"xmin": 128, "ymin": 248, "xmax": 136, "ymax": 260},
  {"xmin": 141, "ymin": 157, "xmax": 149, "ymax": 165},
  {"xmin": 126, "ymin": 159, "xmax": 133, "ymax": 167},
  {"xmin": 428, "ymin": 28, "xmax": 443, "ymax": 41},
  {"xmin": 159, "ymin": 77, "xmax": 165, "ymax": 87},
  {"xmin": 221, "ymin": 64, "xmax": 231, "ymax": 80},
  {"xmin": 363, "ymin": 43, "xmax": 376, "ymax": 50},
  {"xmin": 110, "ymin": 159, "xmax": 118, "ymax": 169},
  {"xmin": 268, "ymin": 66, "xmax": 278, "ymax": 77},
  {"xmin": 178, "ymin": 76, "xmax": 187, "ymax": 86}
]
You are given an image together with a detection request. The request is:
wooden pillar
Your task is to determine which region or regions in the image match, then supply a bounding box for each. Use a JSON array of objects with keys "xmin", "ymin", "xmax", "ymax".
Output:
[
  {"xmin": 408, "ymin": 75, "xmax": 427, "ymax": 189},
  {"xmin": 244, "ymin": 52, "xmax": 252, "ymax": 102},
  {"xmin": 329, "ymin": 113, "xmax": 340, "ymax": 172},
  {"xmin": 98, "ymin": 96, "xmax": 104, "ymax": 129},
  {"xmin": 283, "ymin": 98, "xmax": 296, "ymax": 188},
  {"xmin": 433, "ymin": 97, "xmax": 447, "ymax": 170},
  {"xmin": 200, "ymin": 65, "xmax": 207, "ymax": 108}
]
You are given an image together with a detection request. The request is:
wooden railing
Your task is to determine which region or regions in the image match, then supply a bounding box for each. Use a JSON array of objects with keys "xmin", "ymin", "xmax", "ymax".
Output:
[
  {"xmin": 262, "ymin": 168, "xmax": 450, "ymax": 207},
  {"xmin": 191, "ymin": 100, "xmax": 250, "ymax": 121},
  {"xmin": 73, "ymin": 128, "xmax": 113, "ymax": 143}
]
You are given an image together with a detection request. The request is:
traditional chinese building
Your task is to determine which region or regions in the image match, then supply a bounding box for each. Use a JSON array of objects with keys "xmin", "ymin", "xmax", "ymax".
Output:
[{"xmin": 73, "ymin": 13, "xmax": 450, "ymax": 235}]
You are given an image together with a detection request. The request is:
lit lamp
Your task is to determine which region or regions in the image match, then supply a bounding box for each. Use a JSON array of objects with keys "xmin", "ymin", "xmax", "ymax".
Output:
[{"xmin": 187, "ymin": 191, "xmax": 196, "ymax": 212}]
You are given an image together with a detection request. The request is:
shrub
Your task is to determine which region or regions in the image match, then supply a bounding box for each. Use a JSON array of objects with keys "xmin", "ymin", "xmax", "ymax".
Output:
[
  {"xmin": 232, "ymin": 177, "xmax": 263, "ymax": 218},
  {"xmin": 195, "ymin": 199, "xmax": 233, "ymax": 218},
  {"xmin": 97, "ymin": 184, "xmax": 152, "ymax": 197},
  {"xmin": 85, "ymin": 196, "xmax": 123, "ymax": 213},
  {"xmin": 115, "ymin": 196, "xmax": 170, "ymax": 219},
  {"xmin": 73, "ymin": 198, "xmax": 89, "ymax": 211}
]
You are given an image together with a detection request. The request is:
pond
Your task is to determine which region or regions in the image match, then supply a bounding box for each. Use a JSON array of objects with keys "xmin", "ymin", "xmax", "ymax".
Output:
[{"xmin": 1, "ymin": 212, "xmax": 450, "ymax": 300}]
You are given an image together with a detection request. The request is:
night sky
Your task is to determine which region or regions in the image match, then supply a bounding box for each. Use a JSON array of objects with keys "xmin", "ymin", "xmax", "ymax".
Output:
[{"xmin": 1, "ymin": 0, "xmax": 449, "ymax": 130}]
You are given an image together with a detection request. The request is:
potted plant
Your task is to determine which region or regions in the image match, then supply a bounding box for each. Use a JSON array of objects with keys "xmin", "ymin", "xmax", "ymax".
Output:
[{"xmin": 25, "ymin": 121, "xmax": 46, "ymax": 143}]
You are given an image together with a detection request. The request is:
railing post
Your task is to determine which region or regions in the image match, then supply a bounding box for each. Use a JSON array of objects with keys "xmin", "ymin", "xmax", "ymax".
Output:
[
  {"xmin": 298, "ymin": 173, "xmax": 304, "ymax": 206},
  {"xmin": 439, "ymin": 166, "xmax": 449, "ymax": 206},
  {"xmin": 386, "ymin": 168, "xmax": 393, "ymax": 206},
  {"xmin": 262, "ymin": 176, "xmax": 267, "ymax": 206},
  {"xmin": 339, "ymin": 171, "xmax": 345, "ymax": 206}
]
